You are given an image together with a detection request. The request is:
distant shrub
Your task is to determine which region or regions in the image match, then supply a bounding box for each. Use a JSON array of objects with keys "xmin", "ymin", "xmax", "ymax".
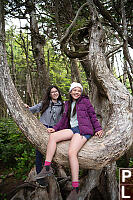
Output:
[{"xmin": 0, "ymin": 118, "xmax": 35, "ymax": 179}]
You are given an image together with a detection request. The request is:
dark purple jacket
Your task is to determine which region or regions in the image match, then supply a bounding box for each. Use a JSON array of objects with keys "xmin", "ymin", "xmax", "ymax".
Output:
[{"xmin": 53, "ymin": 95, "xmax": 102, "ymax": 135}]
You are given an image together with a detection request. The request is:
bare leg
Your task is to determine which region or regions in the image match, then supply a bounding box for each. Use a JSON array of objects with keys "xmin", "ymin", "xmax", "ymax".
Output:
[
  {"xmin": 36, "ymin": 129, "xmax": 74, "ymax": 180},
  {"xmin": 46, "ymin": 129, "xmax": 73, "ymax": 162},
  {"xmin": 68, "ymin": 134, "xmax": 87, "ymax": 182}
]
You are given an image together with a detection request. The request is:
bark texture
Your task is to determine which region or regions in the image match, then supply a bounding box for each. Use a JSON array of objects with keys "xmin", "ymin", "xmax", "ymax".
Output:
[
  {"xmin": 9, "ymin": 166, "xmax": 70, "ymax": 200},
  {"xmin": 0, "ymin": 2, "xmax": 132, "ymax": 171},
  {"xmin": 0, "ymin": 1, "xmax": 132, "ymax": 200},
  {"xmin": 26, "ymin": 0, "xmax": 50, "ymax": 97},
  {"xmin": 0, "ymin": 35, "xmax": 132, "ymax": 170}
]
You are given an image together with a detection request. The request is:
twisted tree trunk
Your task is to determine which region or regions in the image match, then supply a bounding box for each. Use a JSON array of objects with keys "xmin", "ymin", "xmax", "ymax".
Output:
[
  {"xmin": 0, "ymin": 0, "xmax": 132, "ymax": 172},
  {"xmin": 0, "ymin": 1, "xmax": 132, "ymax": 199}
]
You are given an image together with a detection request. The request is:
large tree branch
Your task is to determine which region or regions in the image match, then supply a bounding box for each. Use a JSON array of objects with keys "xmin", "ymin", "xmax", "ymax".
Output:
[
  {"xmin": 60, "ymin": 2, "xmax": 89, "ymax": 58},
  {"xmin": 105, "ymin": 44, "xmax": 123, "ymax": 59},
  {"xmin": 121, "ymin": 0, "xmax": 133, "ymax": 74},
  {"xmin": 0, "ymin": 0, "xmax": 132, "ymax": 170},
  {"xmin": 54, "ymin": 1, "xmax": 133, "ymax": 169},
  {"xmin": 62, "ymin": 46, "xmax": 89, "ymax": 58},
  {"xmin": 60, "ymin": 2, "xmax": 89, "ymax": 44}
]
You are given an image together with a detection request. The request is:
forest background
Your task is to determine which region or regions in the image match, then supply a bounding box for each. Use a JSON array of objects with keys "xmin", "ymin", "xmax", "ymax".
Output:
[{"xmin": 0, "ymin": 0, "xmax": 133, "ymax": 200}]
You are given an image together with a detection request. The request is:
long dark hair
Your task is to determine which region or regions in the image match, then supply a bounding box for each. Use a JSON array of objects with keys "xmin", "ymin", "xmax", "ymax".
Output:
[
  {"xmin": 67, "ymin": 91, "xmax": 88, "ymax": 120},
  {"xmin": 41, "ymin": 85, "xmax": 63, "ymax": 115}
]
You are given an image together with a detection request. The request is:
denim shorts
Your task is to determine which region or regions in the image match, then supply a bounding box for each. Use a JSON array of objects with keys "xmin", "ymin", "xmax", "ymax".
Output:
[
  {"xmin": 44, "ymin": 124, "xmax": 53, "ymax": 128},
  {"xmin": 71, "ymin": 126, "xmax": 92, "ymax": 140}
]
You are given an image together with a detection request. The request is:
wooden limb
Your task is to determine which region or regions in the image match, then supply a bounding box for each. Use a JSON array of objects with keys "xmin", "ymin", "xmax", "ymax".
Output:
[
  {"xmin": 123, "ymin": 40, "xmax": 133, "ymax": 74},
  {"xmin": 56, "ymin": 164, "xmax": 67, "ymax": 178},
  {"xmin": 48, "ymin": 176, "xmax": 63, "ymax": 200},
  {"xmin": 79, "ymin": 162, "xmax": 118, "ymax": 200},
  {"xmin": 105, "ymin": 44, "xmax": 123, "ymax": 59},
  {"xmin": 94, "ymin": 163, "xmax": 119, "ymax": 200},
  {"xmin": 0, "ymin": 0, "xmax": 132, "ymax": 170},
  {"xmin": 93, "ymin": 0, "xmax": 133, "ymax": 48},
  {"xmin": 0, "ymin": 18, "xmax": 132, "ymax": 170},
  {"xmin": 61, "ymin": 45, "xmax": 89, "ymax": 58},
  {"xmin": 60, "ymin": 2, "xmax": 90, "ymax": 58},
  {"xmin": 10, "ymin": 184, "xmax": 49, "ymax": 200},
  {"xmin": 79, "ymin": 169, "xmax": 102, "ymax": 200},
  {"xmin": 121, "ymin": 0, "xmax": 133, "ymax": 74},
  {"xmin": 10, "ymin": 167, "xmax": 64, "ymax": 200},
  {"xmin": 105, "ymin": 162, "xmax": 119, "ymax": 200},
  {"xmin": 60, "ymin": 2, "xmax": 89, "ymax": 44},
  {"xmin": 124, "ymin": 61, "xmax": 133, "ymax": 95},
  {"xmin": 70, "ymin": 44, "xmax": 82, "ymax": 83}
]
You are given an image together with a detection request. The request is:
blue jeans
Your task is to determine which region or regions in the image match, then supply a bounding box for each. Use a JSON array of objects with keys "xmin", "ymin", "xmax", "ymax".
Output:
[
  {"xmin": 71, "ymin": 126, "xmax": 92, "ymax": 140},
  {"xmin": 36, "ymin": 125, "xmax": 53, "ymax": 174}
]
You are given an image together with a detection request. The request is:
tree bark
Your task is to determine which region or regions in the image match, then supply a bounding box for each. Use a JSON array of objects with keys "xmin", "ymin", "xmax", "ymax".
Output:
[
  {"xmin": 70, "ymin": 44, "xmax": 82, "ymax": 83},
  {"xmin": 79, "ymin": 169, "xmax": 102, "ymax": 199},
  {"xmin": 93, "ymin": 0, "xmax": 133, "ymax": 48},
  {"xmin": 1, "ymin": 1, "xmax": 132, "ymax": 200},
  {"xmin": 70, "ymin": 58, "xmax": 82, "ymax": 83},
  {"xmin": 19, "ymin": 29, "xmax": 35, "ymax": 105},
  {"xmin": 26, "ymin": 0, "xmax": 50, "ymax": 97},
  {"xmin": 0, "ymin": 0, "xmax": 132, "ymax": 171}
]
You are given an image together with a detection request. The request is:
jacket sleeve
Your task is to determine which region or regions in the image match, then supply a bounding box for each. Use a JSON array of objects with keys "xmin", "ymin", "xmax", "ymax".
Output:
[
  {"xmin": 53, "ymin": 102, "xmax": 69, "ymax": 131},
  {"xmin": 85, "ymin": 98, "xmax": 102, "ymax": 133},
  {"xmin": 29, "ymin": 102, "xmax": 42, "ymax": 114}
]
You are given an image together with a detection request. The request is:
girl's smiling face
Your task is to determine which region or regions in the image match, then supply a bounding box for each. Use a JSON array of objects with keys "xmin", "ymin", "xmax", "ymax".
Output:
[
  {"xmin": 50, "ymin": 87, "xmax": 59, "ymax": 101},
  {"xmin": 70, "ymin": 87, "xmax": 82, "ymax": 100}
]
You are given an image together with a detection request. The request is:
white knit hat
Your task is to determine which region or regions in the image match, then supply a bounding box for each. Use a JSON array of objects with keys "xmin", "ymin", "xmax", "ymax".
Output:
[{"xmin": 69, "ymin": 82, "xmax": 83, "ymax": 93}]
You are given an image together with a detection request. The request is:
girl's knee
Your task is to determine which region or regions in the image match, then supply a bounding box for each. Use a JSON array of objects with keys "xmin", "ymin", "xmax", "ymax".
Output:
[
  {"xmin": 49, "ymin": 133, "xmax": 56, "ymax": 141},
  {"xmin": 49, "ymin": 132, "xmax": 60, "ymax": 143}
]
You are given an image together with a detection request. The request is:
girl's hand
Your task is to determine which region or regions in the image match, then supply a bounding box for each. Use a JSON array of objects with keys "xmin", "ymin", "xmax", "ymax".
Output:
[
  {"xmin": 47, "ymin": 128, "xmax": 55, "ymax": 133},
  {"xmin": 24, "ymin": 104, "xmax": 29, "ymax": 108},
  {"xmin": 95, "ymin": 130, "xmax": 103, "ymax": 138}
]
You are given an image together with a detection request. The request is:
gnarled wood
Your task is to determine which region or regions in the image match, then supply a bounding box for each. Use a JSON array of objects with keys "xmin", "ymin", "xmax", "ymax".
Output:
[
  {"xmin": 0, "ymin": 35, "xmax": 132, "ymax": 170},
  {"xmin": 0, "ymin": 0, "xmax": 132, "ymax": 171}
]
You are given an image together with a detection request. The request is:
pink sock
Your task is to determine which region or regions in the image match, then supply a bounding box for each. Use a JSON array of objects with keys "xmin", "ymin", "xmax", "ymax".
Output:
[
  {"xmin": 72, "ymin": 181, "xmax": 79, "ymax": 188},
  {"xmin": 44, "ymin": 161, "xmax": 51, "ymax": 166}
]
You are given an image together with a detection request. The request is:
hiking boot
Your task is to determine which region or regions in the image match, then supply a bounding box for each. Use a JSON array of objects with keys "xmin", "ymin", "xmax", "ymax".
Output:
[
  {"xmin": 66, "ymin": 188, "xmax": 80, "ymax": 200},
  {"xmin": 36, "ymin": 165, "xmax": 54, "ymax": 180}
]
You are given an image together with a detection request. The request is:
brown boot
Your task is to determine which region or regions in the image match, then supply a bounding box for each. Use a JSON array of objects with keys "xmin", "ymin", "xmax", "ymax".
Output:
[
  {"xmin": 67, "ymin": 188, "xmax": 80, "ymax": 200},
  {"xmin": 36, "ymin": 165, "xmax": 54, "ymax": 180}
]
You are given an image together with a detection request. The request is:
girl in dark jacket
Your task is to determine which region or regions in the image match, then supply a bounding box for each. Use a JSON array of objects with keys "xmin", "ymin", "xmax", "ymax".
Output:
[
  {"xmin": 36, "ymin": 82, "xmax": 103, "ymax": 199},
  {"xmin": 25, "ymin": 85, "xmax": 63, "ymax": 175}
]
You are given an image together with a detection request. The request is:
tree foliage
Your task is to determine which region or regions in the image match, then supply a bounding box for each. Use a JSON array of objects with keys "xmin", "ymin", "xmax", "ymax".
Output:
[
  {"xmin": 0, "ymin": 118, "xmax": 35, "ymax": 179},
  {"xmin": 4, "ymin": 0, "xmax": 133, "ymax": 98}
]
